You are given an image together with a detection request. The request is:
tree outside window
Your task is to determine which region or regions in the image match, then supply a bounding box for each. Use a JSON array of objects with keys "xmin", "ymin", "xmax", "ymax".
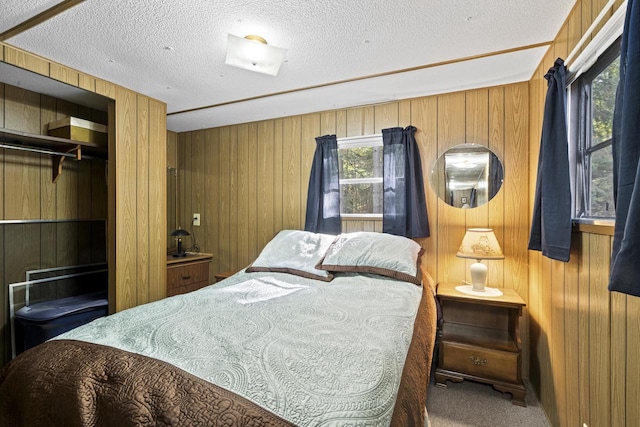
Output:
[{"xmin": 338, "ymin": 139, "xmax": 383, "ymax": 216}]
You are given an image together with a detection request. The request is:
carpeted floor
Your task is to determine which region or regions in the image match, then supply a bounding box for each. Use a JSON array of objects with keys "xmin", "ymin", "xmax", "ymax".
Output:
[{"xmin": 426, "ymin": 379, "xmax": 550, "ymax": 427}]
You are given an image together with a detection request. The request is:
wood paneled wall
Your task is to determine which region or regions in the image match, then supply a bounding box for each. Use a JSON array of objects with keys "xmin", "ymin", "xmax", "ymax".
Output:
[
  {"xmin": 167, "ymin": 130, "xmax": 178, "ymax": 169},
  {"xmin": 176, "ymin": 82, "xmax": 530, "ymax": 372},
  {"xmin": 527, "ymin": 1, "xmax": 638, "ymax": 426},
  {"xmin": 0, "ymin": 43, "xmax": 167, "ymax": 364}
]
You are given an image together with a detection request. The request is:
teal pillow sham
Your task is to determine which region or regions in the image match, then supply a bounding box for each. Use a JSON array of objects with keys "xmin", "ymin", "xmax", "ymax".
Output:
[
  {"xmin": 246, "ymin": 230, "xmax": 335, "ymax": 281},
  {"xmin": 317, "ymin": 231, "xmax": 423, "ymax": 285}
]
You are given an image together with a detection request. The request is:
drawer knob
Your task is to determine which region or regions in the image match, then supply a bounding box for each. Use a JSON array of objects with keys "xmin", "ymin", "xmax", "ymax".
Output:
[
  {"xmin": 470, "ymin": 355, "xmax": 487, "ymax": 366},
  {"xmin": 182, "ymin": 275, "xmax": 191, "ymax": 280}
]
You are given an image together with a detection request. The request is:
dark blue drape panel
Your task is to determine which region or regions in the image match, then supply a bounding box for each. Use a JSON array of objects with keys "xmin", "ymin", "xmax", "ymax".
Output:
[
  {"xmin": 528, "ymin": 58, "xmax": 572, "ymax": 262},
  {"xmin": 610, "ymin": 0, "xmax": 640, "ymax": 296},
  {"xmin": 489, "ymin": 153, "xmax": 503, "ymax": 200},
  {"xmin": 304, "ymin": 134, "xmax": 341, "ymax": 235},
  {"xmin": 469, "ymin": 188, "xmax": 477, "ymax": 208},
  {"xmin": 382, "ymin": 126, "xmax": 430, "ymax": 238}
]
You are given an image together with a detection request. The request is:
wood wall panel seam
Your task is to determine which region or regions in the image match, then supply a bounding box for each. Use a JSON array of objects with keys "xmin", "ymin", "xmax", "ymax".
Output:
[{"xmin": 136, "ymin": 95, "xmax": 150, "ymax": 305}]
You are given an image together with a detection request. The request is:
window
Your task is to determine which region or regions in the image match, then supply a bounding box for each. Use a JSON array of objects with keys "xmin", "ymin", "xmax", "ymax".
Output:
[
  {"xmin": 572, "ymin": 39, "xmax": 620, "ymax": 219},
  {"xmin": 337, "ymin": 135, "xmax": 383, "ymax": 217}
]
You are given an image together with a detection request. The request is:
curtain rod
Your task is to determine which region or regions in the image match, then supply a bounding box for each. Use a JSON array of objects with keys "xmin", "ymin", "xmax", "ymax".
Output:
[
  {"xmin": 565, "ymin": 0, "xmax": 620, "ymax": 66},
  {"xmin": 0, "ymin": 219, "xmax": 106, "ymax": 224}
]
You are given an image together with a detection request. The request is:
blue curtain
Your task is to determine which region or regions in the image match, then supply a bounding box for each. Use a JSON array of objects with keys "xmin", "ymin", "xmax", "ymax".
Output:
[
  {"xmin": 488, "ymin": 153, "xmax": 503, "ymax": 200},
  {"xmin": 469, "ymin": 188, "xmax": 477, "ymax": 208},
  {"xmin": 528, "ymin": 58, "xmax": 572, "ymax": 262},
  {"xmin": 382, "ymin": 126, "xmax": 430, "ymax": 238},
  {"xmin": 610, "ymin": 0, "xmax": 640, "ymax": 296},
  {"xmin": 304, "ymin": 134, "xmax": 341, "ymax": 235}
]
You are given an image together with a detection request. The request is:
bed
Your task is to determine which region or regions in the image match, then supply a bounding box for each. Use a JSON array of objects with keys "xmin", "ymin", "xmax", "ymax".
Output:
[{"xmin": 0, "ymin": 230, "xmax": 437, "ymax": 427}]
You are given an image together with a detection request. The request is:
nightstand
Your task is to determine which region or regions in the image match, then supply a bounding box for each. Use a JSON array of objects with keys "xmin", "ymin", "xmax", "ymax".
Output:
[
  {"xmin": 435, "ymin": 282, "xmax": 527, "ymax": 406},
  {"xmin": 214, "ymin": 270, "xmax": 237, "ymax": 282},
  {"xmin": 166, "ymin": 253, "xmax": 213, "ymax": 297}
]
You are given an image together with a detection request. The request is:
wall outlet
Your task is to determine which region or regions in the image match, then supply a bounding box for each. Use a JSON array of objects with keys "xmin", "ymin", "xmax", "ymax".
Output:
[{"xmin": 193, "ymin": 213, "xmax": 201, "ymax": 226}]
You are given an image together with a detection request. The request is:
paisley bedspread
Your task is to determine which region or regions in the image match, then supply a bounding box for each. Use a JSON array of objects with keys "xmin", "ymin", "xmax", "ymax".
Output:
[{"xmin": 0, "ymin": 270, "xmax": 437, "ymax": 426}]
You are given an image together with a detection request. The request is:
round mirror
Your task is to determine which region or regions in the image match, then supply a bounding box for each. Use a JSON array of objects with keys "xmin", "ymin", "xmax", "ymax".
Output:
[{"xmin": 430, "ymin": 143, "xmax": 504, "ymax": 209}]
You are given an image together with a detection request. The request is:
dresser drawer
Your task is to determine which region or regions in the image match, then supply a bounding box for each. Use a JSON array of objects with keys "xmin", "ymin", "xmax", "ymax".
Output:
[{"xmin": 441, "ymin": 341, "xmax": 519, "ymax": 383}]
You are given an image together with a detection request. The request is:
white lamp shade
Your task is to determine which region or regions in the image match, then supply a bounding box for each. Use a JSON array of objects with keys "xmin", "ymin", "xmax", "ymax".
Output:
[
  {"xmin": 456, "ymin": 228, "xmax": 504, "ymax": 261},
  {"xmin": 225, "ymin": 34, "xmax": 287, "ymax": 76}
]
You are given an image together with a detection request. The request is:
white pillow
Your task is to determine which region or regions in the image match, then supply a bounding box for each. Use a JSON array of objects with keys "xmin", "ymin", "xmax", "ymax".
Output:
[
  {"xmin": 246, "ymin": 230, "xmax": 336, "ymax": 281},
  {"xmin": 317, "ymin": 232, "xmax": 423, "ymax": 285}
]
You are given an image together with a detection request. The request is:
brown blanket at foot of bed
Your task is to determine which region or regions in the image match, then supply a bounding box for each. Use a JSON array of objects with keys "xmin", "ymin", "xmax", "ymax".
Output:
[{"xmin": 0, "ymin": 339, "xmax": 295, "ymax": 427}]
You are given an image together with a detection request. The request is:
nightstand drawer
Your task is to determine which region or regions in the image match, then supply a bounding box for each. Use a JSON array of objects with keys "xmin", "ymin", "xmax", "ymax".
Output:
[
  {"xmin": 168, "ymin": 262, "xmax": 208, "ymax": 286},
  {"xmin": 166, "ymin": 254, "xmax": 213, "ymax": 297},
  {"xmin": 167, "ymin": 281, "xmax": 209, "ymax": 297},
  {"xmin": 441, "ymin": 341, "xmax": 519, "ymax": 383}
]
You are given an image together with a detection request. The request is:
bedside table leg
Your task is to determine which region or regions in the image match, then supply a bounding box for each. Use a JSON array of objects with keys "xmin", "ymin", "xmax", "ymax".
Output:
[
  {"xmin": 434, "ymin": 369, "xmax": 464, "ymax": 388},
  {"xmin": 493, "ymin": 384, "xmax": 527, "ymax": 407}
]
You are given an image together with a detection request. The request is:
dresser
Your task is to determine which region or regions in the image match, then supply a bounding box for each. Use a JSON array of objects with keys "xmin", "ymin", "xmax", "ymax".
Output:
[
  {"xmin": 166, "ymin": 253, "xmax": 213, "ymax": 297},
  {"xmin": 435, "ymin": 282, "xmax": 527, "ymax": 406}
]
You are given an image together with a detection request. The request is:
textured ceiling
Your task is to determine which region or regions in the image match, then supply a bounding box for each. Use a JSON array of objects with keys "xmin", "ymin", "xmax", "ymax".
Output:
[{"xmin": 3, "ymin": 0, "xmax": 576, "ymax": 132}]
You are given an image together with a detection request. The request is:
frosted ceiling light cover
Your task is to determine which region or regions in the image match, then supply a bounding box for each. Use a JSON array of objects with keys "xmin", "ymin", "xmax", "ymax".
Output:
[{"xmin": 225, "ymin": 34, "xmax": 287, "ymax": 76}]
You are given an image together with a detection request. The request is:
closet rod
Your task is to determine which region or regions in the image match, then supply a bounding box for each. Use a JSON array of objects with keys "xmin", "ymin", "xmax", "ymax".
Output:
[
  {"xmin": 565, "ymin": 0, "xmax": 620, "ymax": 66},
  {"xmin": 0, "ymin": 142, "xmax": 100, "ymax": 160},
  {"xmin": 0, "ymin": 218, "xmax": 106, "ymax": 224}
]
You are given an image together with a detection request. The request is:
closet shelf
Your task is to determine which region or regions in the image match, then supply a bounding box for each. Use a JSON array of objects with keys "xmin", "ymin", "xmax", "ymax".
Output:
[{"xmin": 0, "ymin": 128, "xmax": 107, "ymax": 183}]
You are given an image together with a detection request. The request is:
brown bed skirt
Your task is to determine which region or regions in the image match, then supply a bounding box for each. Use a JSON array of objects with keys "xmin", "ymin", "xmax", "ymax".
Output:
[
  {"xmin": 0, "ymin": 275, "xmax": 437, "ymax": 427},
  {"xmin": 390, "ymin": 270, "xmax": 438, "ymax": 427}
]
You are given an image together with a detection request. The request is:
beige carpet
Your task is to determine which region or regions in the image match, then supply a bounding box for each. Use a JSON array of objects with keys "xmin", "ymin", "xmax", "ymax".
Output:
[{"xmin": 427, "ymin": 379, "xmax": 550, "ymax": 427}]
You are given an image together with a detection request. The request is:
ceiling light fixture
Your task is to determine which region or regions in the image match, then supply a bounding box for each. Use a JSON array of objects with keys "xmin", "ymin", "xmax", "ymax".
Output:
[{"xmin": 225, "ymin": 34, "xmax": 287, "ymax": 76}]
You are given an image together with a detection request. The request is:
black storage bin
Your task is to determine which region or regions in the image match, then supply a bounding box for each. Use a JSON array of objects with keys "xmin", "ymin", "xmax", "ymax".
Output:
[{"xmin": 14, "ymin": 291, "xmax": 108, "ymax": 355}]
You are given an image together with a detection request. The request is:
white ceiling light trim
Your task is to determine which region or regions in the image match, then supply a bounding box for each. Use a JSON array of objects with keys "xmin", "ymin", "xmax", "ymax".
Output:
[{"xmin": 225, "ymin": 34, "xmax": 287, "ymax": 76}]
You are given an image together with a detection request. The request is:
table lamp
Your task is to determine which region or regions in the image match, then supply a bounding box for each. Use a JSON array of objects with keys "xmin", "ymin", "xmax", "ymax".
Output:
[
  {"xmin": 171, "ymin": 227, "xmax": 190, "ymax": 257},
  {"xmin": 456, "ymin": 228, "xmax": 504, "ymax": 294}
]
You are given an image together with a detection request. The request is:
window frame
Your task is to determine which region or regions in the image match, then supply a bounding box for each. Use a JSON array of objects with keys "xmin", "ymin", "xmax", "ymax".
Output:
[
  {"xmin": 569, "ymin": 38, "xmax": 620, "ymax": 221},
  {"xmin": 336, "ymin": 134, "xmax": 383, "ymax": 219}
]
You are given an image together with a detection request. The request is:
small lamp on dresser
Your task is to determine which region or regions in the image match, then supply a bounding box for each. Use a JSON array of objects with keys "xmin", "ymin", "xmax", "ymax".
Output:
[
  {"xmin": 456, "ymin": 228, "xmax": 504, "ymax": 295},
  {"xmin": 171, "ymin": 227, "xmax": 190, "ymax": 258}
]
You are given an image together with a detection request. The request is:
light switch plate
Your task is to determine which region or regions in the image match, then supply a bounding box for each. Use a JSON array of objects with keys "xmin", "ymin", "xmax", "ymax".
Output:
[{"xmin": 193, "ymin": 213, "xmax": 200, "ymax": 226}]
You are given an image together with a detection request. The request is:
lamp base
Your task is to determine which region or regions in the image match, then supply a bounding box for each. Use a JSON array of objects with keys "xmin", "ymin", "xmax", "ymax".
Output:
[
  {"xmin": 470, "ymin": 260, "xmax": 488, "ymax": 291},
  {"xmin": 173, "ymin": 239, "xmax": 187, "ymax": 257}
]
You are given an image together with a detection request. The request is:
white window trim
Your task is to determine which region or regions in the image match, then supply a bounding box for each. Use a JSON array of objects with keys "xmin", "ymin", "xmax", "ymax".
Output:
[
  {"xmin": 337, "ymin": 134, "xmax": 382, "ymax": 149},
  {"xmin": 340, "ymin": 177, "xmax": 383, "ymax": 185},
  {"xmin": 341, "ymin": 213, "xmax": 382, "ymax": 219},
  {"xmin": 566, "ymin": 2, "xmax": 625, "ymax": 84}
]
